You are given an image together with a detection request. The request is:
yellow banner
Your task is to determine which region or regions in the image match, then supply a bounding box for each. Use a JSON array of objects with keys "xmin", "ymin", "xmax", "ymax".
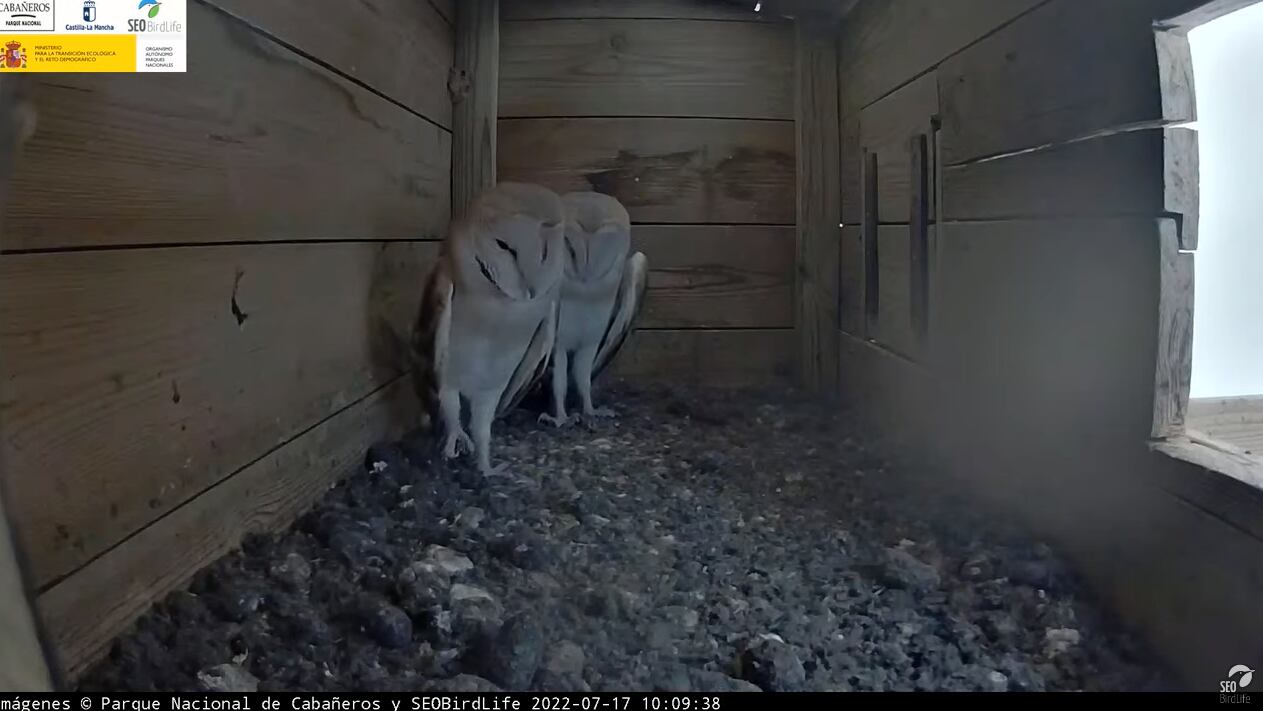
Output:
[{"xmin": 0, "ymin": 34, "xmax": 136, "ymax": 73}]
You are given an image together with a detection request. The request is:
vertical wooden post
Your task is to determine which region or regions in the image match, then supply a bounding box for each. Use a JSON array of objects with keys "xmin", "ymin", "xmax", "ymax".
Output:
[
  {"xmin": 861, "ymin": 150, "xmax": 879, "ymax": 338},
  {"xmin": 450, "ymin": 0, "xmax": 499, "ymax": 220},
  {"xmin": 0, "ymin": 77, "xmax": 57, "ymax": 692},
  {"xmin": 794, "ymin": 23, "xmax": 841, "ymax": 391},
  {"xmin": 908, "ymin": 133, "xmax": 929, "ymax": 344}
]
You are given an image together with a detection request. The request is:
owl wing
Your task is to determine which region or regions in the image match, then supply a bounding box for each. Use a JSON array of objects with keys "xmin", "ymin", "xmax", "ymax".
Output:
[
  {"xmin": 593, "ymin": 251, "xmax": 648, "ymax": 380},
  {"xmin": 497, "ymin": 294, "xmax": 559, "ymax": 418},
  {"xmin": 409, "ymin": 263, "xmax": 454, "ymax": 427}
]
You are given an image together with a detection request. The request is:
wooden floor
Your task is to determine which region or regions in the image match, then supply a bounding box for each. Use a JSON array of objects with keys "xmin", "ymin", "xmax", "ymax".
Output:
[{"xmin": 1187, "ymin": 395, "xmax": 1263, "ymax": 456}]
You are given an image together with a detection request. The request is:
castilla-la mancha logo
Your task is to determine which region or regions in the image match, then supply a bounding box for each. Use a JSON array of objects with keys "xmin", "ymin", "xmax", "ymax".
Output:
[
  {"xmin": 1221, "ymin": 665, "xmax": 1254, "ymax": 693},
  {"xmin": 1, "ymin": 40, "xmax": 26, "ymax": 69}
]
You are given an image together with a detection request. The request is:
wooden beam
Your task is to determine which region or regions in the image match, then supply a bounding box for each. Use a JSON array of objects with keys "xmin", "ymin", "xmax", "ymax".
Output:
[
  {"xmin": 452, "ymin": 0, "xmax": 499, "ymax": 219},
  {"xmin": 1152, "ymin": 219, "xmax": 1194, "ymax": 439},
  {"xmin": 794, "ymin": 24, "xmax": 841, "ymax": 389},
  {"xmin": 0, "ymin": 76, "xmax": 57, "ymax": 692},
  {"xmin": 909, "ymin": 133, "xmax": 930, "ymax": 343},
  {"xmin": 861, "ymin": 151, "xmax": 878, "ymax": 336}
]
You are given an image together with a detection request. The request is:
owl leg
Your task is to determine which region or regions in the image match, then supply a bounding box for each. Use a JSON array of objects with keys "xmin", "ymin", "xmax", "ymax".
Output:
[
  {"xmin": 575, "ymin": 344, "xmax": 616, "ymax": 420},
  {"xmin": 470, "ymin": 390, "xmax": 509, "ymax": 477},
  {"xmin": 439, "ymin": 386, "xmax": 473, "ymax": 459},
  {"xmin": 538, "ymin": 348, "xmax": 574, "ymax": 428}
]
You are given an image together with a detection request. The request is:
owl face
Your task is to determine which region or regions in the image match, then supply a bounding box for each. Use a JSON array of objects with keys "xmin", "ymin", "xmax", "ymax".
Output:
[
  {"xmin": 453, "ymin": 183, "xmax": 566, "ymax": 301},
  {"xmin": 562, "ymin": 192, "xmax": 631, "ymax": 283}
]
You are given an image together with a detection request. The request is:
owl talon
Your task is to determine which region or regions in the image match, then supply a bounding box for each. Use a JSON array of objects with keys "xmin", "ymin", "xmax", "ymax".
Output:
[
  {"xmin": 538, "ymin": 412, "xmax": 574, "ymax": 428},
  {"xmin": 443, "ymin": 430, "xmax": 474, "ymax": 459},
  {"xmin": 483, "ymin": 462, "xmax": 512, "ymax": 478}
]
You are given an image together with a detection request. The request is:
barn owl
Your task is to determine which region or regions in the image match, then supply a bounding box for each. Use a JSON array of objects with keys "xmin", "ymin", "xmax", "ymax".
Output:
[
  {"xmin": 410, "ymin": 182, "xmax": 566, "ymax": 476},
  {"xmin": 537, "ymin": 191, "xmax": 648, "ymax": 427}
]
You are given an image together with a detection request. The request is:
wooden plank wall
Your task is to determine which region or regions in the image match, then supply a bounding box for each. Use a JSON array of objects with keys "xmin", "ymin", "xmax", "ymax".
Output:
[
  {"xmin": 833, "ymin": 0, "xmax": 1263, "ymax": 689},
  {"xmin": 4, "ymin": 0, "xmax": 451, "ymax": 679},
  {"xmin": 497, "ymin": 0, "xmax": 795, "ymax": 386}
]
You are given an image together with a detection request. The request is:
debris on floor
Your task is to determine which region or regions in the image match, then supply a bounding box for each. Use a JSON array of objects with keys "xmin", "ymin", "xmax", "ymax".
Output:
[{"xmin": 78, "ymin": 383, "xmax": 1171, "ymax": 692}]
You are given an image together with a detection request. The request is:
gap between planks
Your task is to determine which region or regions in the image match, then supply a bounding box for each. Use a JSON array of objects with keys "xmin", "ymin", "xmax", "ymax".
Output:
[{"xmin": 3, "ymin": 238, "xmax": 444, "ymax": 257}]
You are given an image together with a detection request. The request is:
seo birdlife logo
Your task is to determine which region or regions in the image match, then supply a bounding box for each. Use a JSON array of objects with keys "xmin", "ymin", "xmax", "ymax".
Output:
[
  {"xmin": 128, "ymin": 0, "xmax": 181, "ymax": 33},
  {"xmin": 1222, "ymin": 665, "xmax": 1254, "ymax": 694}
]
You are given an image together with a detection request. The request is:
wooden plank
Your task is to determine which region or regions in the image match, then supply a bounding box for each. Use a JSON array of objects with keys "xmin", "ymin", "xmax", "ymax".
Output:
[
  {"xmin": 1062, "ymin": 458, "xmax": 1263, "ymax": 690},
  {"xmin": 837, "ymin": 330, "xmax": 931, "ymax": 442},
  {"xmin": 2, "ymin": 242, "xmax": 438, "ymax": 586},
  {"xmin": 633, "ymin": 226, "xmax": 794, "ymax": 329},
  {"xmin": 209, "ymin": 0, "xmax": 453, "ymax": 128},
  {"xmin": 498, "ymin": 117, "xmax": 795, "ymax": 224},
  {"xmin": 838, "ymin": 226, "xmax": 865, "ymax": 336},
  {"xmin": 1152, "ymin": 437, "xmax": 1263, "ymax": 543},
  {"xmin": 4, "ymin": 3, "xmax": 450, "ymax": 252},
  {"xmin": 452, "ymin": 0, "xmax": 499, "ymax": 219},
  {"xmin": 1165, "ymin": 126, "xmax": 1200, "ymax": 250},
  {"xmin": 795, "ymin": 25, "xmax": 841, "ymax": 389},
  {"xmin": 938, "ymin": 0, "xmax": 1201, "ymax": 166},
  {"xmin": 1186, "ymin": 396, "xmax": 1263, "ymax": 456},
  {"xmin": 836, "ymin": 0, "xmax": 1043, "ymax": 117},
  {"xmin": 500, "ymin": 19, "xmax": 793, "ymax": 120},
  {"xmin": 502, "ymin": 0, "xmax": 766, "ymax": 21},
  {"xmin": 942, "ymin": 131, "xmax": 1164, "ymax": 221},
  {"xmin": 1157, "ymin": 0, "xmax": 1261, "ymax": 31},
  {"xmin": 609, "ymin": 329, "xmax": 795, "ymax": 386},
  {"xmin": 930, "ymin": 219, "xmax": 1161, "ymax": 444},
  {"xmin": 858, "ymin": 72, "xmax": 938, "ymax": 223},
  {"xmin": 1152, "ymin": 220, "xmax": 1194, "ymax": 439},
  {"xmin": 1155, "ymin": 29, "xmax": 1197, "ymax": 131},
  {"xmin": 39, "ymin": 378, "xmax": 416, "ymax": 681}
]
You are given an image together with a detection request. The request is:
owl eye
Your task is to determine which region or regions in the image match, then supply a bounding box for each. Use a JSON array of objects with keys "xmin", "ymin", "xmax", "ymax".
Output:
[{"xmin": 495, "ymin": 239, "xmax": 518, "ymax": 259}]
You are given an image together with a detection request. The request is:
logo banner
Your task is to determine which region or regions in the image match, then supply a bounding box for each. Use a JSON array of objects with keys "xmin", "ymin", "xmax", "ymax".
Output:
[{"xmin": 0, "ymin": 0, "xmax": 185, "ymax": 72}]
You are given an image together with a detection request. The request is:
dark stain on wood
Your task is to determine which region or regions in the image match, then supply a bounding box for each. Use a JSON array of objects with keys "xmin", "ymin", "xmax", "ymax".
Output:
[
  {"xmin": 231, "ymin": 269, "xmax": 249, "ymax": 327},
  {"xmin": 584, "ymin": 149, "xmax": 699, "ymax": 207},
  {"xmin": 583, "ymin": 147, "xmax": 793, "ymax": 210},
  {"xmin": 714, "ymin": 147, "xmax": 794, "ymax": 201}
]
